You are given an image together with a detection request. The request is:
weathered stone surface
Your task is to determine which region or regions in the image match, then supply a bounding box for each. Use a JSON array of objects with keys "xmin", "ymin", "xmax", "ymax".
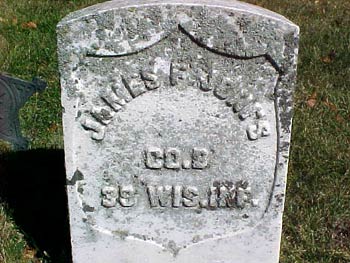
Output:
[{"xmin": 58, "ymin": 1, "xmax": 299, "ymax": 262}]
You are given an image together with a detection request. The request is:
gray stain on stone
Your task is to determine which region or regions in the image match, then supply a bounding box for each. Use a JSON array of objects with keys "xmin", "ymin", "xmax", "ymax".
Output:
[
  {"xmin": 66, "ymin": 169, "xmax": 84, "ymax": 186},
  {"xmin": 82, "ymin": 203, "xmax": 95, "ymax": 212}
]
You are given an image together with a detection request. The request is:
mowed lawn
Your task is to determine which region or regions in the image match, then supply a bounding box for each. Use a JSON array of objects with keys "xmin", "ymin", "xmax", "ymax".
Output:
[{"xmin": 0, "ymin": 0, "xmax": 349, "ymax": 262}]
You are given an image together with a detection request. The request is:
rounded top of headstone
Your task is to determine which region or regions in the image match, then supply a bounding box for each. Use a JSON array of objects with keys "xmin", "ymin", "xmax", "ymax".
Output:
[
  {"xmin": 58, "ymin": 0, "xmax": 298, "ymax": 29},
  {"xmin": 57, "ymin": 0, "xmax": 299, "ymax": 72}
]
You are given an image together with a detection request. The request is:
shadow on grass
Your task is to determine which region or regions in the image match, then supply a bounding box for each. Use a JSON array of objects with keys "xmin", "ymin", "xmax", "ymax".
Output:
[{"xmin": 0, "ymin": 149, "xmax": 72, "ymax": 263}]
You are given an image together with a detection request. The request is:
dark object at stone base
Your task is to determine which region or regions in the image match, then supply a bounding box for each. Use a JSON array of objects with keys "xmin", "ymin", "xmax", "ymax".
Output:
[{"xmin": 0, "ymin": 73, "xmax": 47, "ymax": 150}]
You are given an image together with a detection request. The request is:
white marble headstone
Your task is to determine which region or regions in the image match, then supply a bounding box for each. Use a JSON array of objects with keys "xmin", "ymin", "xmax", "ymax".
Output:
[{"xmin": 58, "ymin": 1, "xmax": 299, "ymax": 262}]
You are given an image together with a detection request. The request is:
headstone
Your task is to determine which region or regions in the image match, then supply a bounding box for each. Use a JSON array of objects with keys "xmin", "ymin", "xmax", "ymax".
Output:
[
  {"xmin": 0, "ymin": 74, "xmax": 46, "ymax": 150},
  {"xmin": 58, "ymin": 1, "xmax": 299, "ymax": 262}
]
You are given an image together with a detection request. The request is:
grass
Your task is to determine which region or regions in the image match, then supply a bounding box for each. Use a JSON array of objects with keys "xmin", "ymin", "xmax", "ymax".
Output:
[
  {"xmin": 0, "ymin": 205, "xmax": 28, "ymax": 263},
  {"xmin": 0, "ymin": 0, "xmax": 349, "ymax": 262}
]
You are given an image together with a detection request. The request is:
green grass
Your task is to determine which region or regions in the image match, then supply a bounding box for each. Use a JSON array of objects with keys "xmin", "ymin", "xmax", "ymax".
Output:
[
  {"xmin": 0, "ymin": 0, "xmax": 349, "ymax": 262},
  {"xmin": 0, "ymin": 204, "xmax": 28, "ymax": 263},
  {"xmin": 0, "ymin": 0, "xmax": 106, "ymax": 148}
]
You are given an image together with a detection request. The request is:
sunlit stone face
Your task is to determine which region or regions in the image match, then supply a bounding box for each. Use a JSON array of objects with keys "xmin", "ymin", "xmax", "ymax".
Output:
[{"xmin": 58, "ymin": 1, "xmax": 299, "ymax": 262}]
